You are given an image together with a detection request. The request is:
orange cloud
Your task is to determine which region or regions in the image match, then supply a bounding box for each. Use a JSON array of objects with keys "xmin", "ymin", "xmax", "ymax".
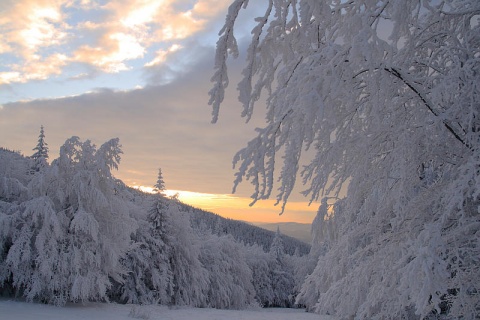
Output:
[
  {"xmin": 0, "ymin": 53, "xmax": 68, "ymax": 84},
  {"xmin": 144, "ymin": 44, "xmax": 182, "ymax": 67},
  {"xmin": 74, "ymin": 32, "xmax": 145, "ymax": 72},
  {"xmin": 0, "ymin": 0, "xmax": 231, "ymax": 84},
  {"xmin": 70, "ymin": 0, "xmax": 229, "ymax": 72},
  {"xmin": 2, "ymin": 1, "xmax": 69, "ymax": 56},
  {"xmin": 190, "ymin": 0, "xmax": 231, "ymax": 19},
  {"xmin": 151, "ymin": 0, "xmax": 230, "ymax": 42},
  {"xmin": 119, "ymin": 0, "xmax": 162, "ymax": 29},
  {"xmin": 0, "ymin": 0, "xmax": 70, "ymax": 83}
]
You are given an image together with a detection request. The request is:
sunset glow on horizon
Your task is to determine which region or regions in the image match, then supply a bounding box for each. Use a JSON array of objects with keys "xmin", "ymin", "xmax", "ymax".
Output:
[{"xmin": 130, "ymin": 186, "xmax": 317, "ymax": 224}]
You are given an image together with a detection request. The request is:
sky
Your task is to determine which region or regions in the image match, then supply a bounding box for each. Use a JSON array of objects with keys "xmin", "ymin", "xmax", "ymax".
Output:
[{"xmin": 0, "ymin": 0, "xmax": 318, "ymax": 224}]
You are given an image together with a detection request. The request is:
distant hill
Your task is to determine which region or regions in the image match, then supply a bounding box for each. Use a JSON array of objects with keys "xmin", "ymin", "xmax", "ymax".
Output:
[
  {"xmin": 121, "ymin": 188, "xmax": 311, "ymax": 256},
  {"xmin": 185, "ymin": 203, "xmax": 311, "ymax": 256},
  {"xmin": 251, "ymin": 222, "xmax": 312, "ymax": 244}
]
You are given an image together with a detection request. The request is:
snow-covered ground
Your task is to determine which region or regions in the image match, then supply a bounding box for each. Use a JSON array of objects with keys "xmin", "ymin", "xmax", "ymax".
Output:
[{"xmin": 0, "ymin": 299, "xmax": 334, "ymax": 320}]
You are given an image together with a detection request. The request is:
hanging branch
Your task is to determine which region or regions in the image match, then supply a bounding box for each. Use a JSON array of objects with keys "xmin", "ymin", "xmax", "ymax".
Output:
[{"xmin": 385, "ymin": 67, "xmax": 474, "ymax": 152}]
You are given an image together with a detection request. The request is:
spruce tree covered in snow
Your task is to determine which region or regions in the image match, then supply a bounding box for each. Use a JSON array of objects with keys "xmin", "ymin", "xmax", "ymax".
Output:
[
  {"xmin": 211, "ymin": 0, "xmax": 479, "ymax": 318},
  {"xmin": 268, "ymin": 227, "xmax": 295, "ymax": 308},
  {"xmin": 270, "ymin": 227, "xmax": 285, "ymax": 260},
  {"xmin": 154, "ymin": 168, "xmax": 166, "ymax": 194},
  {"xmin": 31, "ymin": 125, "xmax": 49, "ymax": 172},
  {"xmin": 116, "ymin": 196, "xmax": 173, "ymax": 304}
]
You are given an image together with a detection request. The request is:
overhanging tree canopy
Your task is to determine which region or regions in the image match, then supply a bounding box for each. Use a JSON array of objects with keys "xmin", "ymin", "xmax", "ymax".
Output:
[{"xmin": 210, "ymin": 1, "xmax": 479, "ymax": 318}]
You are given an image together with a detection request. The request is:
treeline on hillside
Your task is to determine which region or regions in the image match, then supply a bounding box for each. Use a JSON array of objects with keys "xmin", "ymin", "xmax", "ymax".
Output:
[
  {"xmin": 187, "ymin": 205, "xmax": 310, "ymax": 255},
  {"xmin": 0, "ymin": 136, "xmax": 313, "ymax": 308}
]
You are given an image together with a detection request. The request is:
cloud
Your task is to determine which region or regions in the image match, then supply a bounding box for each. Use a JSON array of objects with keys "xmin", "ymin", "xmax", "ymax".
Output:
[
  {"xmin": 145, "ymin": 0, "xmax": 231, "ymax": 42},
  {"xmin": 74, "ymin": 32, "xmax": 145, "ymax": 72},
  {"xmin": 0, "ymin": 40, "xmax": 276, "ymax": 196},
  {"xmin": 0, "ymin": 0, "xmax": 71, "ymax": 84},
  {"xmin": 0, "ymin": 44, "xmax": 254, "ymax": 193},
  {"xmin": 144, "ymin": 44, "xmax": 182, "ymax": 68},
  {"xmin": 1, "ymin": 0, "xmax": 68, "ymax": 56},
  {"xmin": 0, "ymin": 0, "xmax": 232, "ymax": 84}
]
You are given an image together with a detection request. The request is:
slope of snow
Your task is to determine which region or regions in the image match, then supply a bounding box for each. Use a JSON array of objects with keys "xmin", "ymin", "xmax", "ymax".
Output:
[{"xmin": 0, "ymin": 299, "xmax": 335, "ymax": 320}]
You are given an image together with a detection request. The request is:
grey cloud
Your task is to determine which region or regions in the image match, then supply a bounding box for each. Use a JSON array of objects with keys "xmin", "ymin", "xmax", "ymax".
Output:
[{"xmin": 0, "ymin": 43, "xmax": 263, "ymax": 197}]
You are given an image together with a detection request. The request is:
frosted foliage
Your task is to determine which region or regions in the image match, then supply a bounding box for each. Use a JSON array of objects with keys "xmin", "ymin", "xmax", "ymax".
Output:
[
  {"xmin": 244, "ymin": 245, "xmax": 275, "ymax": 306},
  {"xmin": 0, "ymin": 148, "xmax": 32, "ymax": 190},
  {"xmin": 211, "ymin": 0, "xmax": 479, "ymax": 318},
  {"xmin": 166, "ymin": 201, "xmax": 209, "ymax": 307},
  {"xmin": 0, "ymin": 151, "xmax": 30, "ymax": 207},
  {"xmin": 118, "ymin": 202, "xmax": 172, "ymax": 305},
  {"xmin": 0, "ymin": 177, "xmax": 28, "ymax": 202},
  {"xmin": 269, "ymin": 227, "xmax": 284, "ymax": 260},
  {"xmin": 199, "ymin": 235, "xmax": 255, "ymax": 309},
  {"xmin": 268, "ymin": 229, "xmax": 296, "ymax": 308},
  {"xmin": 0, "ymin": 137, "xmax": 135, "ymax": 305},
  {"xmin": 243, "ymin": 243, "xmax": 295, "ymax": 308}
]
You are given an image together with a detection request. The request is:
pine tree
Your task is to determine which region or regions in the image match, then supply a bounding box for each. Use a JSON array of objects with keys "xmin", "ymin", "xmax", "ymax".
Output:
[
  {"xmin": 268, "ymin": 227, "xmax": 295, "ymax": 307},
  {"xmin": 269, "ymin": 227, "xmax": 284, "ymax": 261},
  {"xmin": 118, "ymin": 196, "xmax": 173, "ymax": 304},
  {"xmin": 154, "ymin": 168, "xmax": 166, "ymax": 194},
  {"xmin": 31, "ymin": 125, "xmax": 49, "ymax": 172}
]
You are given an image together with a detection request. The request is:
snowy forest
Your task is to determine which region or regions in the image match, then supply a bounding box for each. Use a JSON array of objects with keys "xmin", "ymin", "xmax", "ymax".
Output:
[
  {"xmin": 1, "ymin": 0, "xmax": 479, "ymax": 320},
  {"xmin": 208, "ymin": 0, "xmax": 479, "ymax": 319},
  {"xmin": 0, "ymin": 133, "xmax": 310, "ymax": 309}
]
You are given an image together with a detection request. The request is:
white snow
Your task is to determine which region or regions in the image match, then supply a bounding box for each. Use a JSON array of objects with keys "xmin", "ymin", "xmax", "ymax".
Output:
[{"xmin": 0, "ymin": 299, "xmax": 335, "ymax": 320}]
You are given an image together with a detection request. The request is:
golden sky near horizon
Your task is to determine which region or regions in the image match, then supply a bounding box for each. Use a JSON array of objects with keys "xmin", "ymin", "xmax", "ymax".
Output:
[{"xmin": 136, "ymin": 188, "xmax": 318, "ymax": 224}]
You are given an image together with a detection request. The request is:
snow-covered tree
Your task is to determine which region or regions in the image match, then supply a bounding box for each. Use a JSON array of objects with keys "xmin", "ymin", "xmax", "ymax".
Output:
[
  {"xmin": 268, "ymin": 227, "xmax": 295, "ymax": 307},
  {"xmin": 114, "ymin": 167, "xmax": 174, "ymax": 305},
  {"xmin": 244, "ymin": 244, "xmax": 275, "ymax": 307},
  {"xmin": 1, "ymin": 137, "xmax": 136, "ymax": 305},
  {"xmin": 154, "ymin": 168, "xmax": 166, "ymax": 194},
  {"xmin": 164, "ymin": 200, "xmax": 209, "ymax": 307},
  {"xmin": 269, "ymin": 227, "xmax": 284, "ymax": 260},
  {"xmin": 199, "ymin": 234, "xmax": 255, "ymax": 309},
  {"xmin": 58, "ymin": 137, "xmax": 135, "ymax": 304},
  {"xmin": 211, "ymin": 1, "xmax": 479, "ymax": 318},
  {"xmin": 0, "ymin": 149, "xmax": 30, "ymax": 203},
  {"xmin": 116, "ymin": 203, "xmax": 173, "ymax": 304},
  {"xmin": 31, "ymin": 125, "xmax": 49, "ymax": 172}
]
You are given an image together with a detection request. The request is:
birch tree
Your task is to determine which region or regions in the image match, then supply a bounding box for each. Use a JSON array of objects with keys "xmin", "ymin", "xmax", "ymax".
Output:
[{"xmin": 210, "ymin": 1, "xmax": 479, "ymax": 318}]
